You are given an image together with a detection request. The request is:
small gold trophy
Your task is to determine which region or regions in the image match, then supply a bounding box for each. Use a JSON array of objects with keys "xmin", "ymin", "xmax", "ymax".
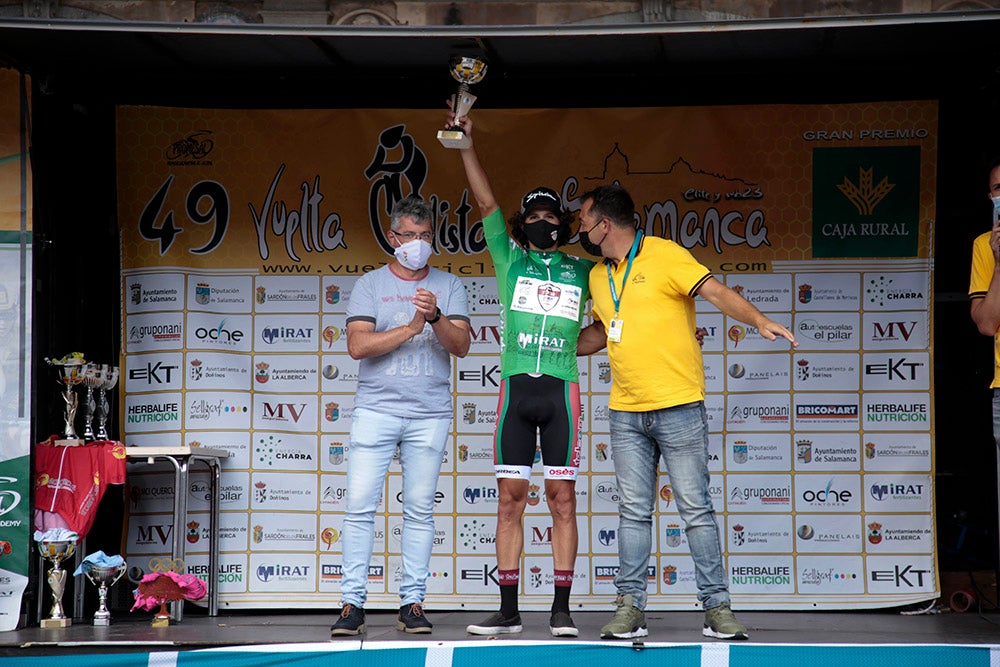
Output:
[{"xmin": 438, "ymin": 55, "xmax": 488, "ymax": 149}]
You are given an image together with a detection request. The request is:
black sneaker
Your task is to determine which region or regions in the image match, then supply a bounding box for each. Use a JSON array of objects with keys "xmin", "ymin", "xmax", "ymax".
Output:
[
  {"xmin": 397, "ymin": 602, "xmax": 433, "ymax": 634},
  {"xmin": 330, "ymin": 604, "xmax": 366, "ymax": 636},
  {"xmin": 549, "ymin": 610, "xmax": 579, "ymax": 637},
  {"xmin": 466, "ymin": 610, "xmax": 523, "ymax": 635}
]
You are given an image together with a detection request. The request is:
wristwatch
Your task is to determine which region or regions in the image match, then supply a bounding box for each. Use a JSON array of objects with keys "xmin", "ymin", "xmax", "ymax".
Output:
[{"xmin": 427, "ymin": 307, "xmax": 442, "ymax": 324}]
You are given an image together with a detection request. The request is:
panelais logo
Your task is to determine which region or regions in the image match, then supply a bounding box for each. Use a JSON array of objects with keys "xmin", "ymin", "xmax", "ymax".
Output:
[{"xmin": 837, "ymin": 167, "xmax": 895, "ymax": 215}]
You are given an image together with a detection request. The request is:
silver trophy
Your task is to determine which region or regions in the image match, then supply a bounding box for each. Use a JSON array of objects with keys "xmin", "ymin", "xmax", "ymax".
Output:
[
  {"xmin": 80, "ymin": 363, "xmax": 106, "ymax": 442},
  {"xmin": 82, "ymin": 561, "xmax": 127, "ymax": 626},
  {"xmin": 46, "ymin": 358, "xmax": 88, "ymax": 442},
  {"xmin": 94, "ymin": 365, "xmax": 119, "ymax": 441},
  {"xmin": 38, "ymin": 538, "xmax": 76, "ymax": 628},
  {"xmin": 438, "ymin": 55, "xmax": 488, "ymax": 149}
]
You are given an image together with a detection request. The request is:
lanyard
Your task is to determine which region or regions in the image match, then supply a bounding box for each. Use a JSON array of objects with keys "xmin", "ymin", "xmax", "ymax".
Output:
[{"xmin": 606, "ymin": 230, "xmax": 643, "ymax": 314}]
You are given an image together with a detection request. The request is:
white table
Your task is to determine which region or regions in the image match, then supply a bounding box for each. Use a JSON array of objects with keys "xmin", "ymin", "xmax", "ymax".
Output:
[{"xmin": 125, "ymin": 446, "xmax": 229, "ymax": 621}]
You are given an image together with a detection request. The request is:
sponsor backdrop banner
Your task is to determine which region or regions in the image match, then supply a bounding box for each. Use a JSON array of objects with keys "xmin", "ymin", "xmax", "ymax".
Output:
[
  {"xmin": 0, "ymin": 67, "xmax": 33, "ymax": 630},
  {"xmin": 117, "ymin": 102, "xmax": 937, "ymax": 610}
]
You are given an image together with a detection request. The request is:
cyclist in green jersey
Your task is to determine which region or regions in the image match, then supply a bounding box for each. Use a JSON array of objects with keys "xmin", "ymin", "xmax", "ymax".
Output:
[{"xmin": 449, "ymin": 108, "xmax": 592, "ymax": 638}]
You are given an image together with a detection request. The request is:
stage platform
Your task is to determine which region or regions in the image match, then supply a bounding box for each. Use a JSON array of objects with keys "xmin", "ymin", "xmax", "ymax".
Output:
[{"xmin": 1, "ymin": 607, "xmax": 999, "ymax": 667}]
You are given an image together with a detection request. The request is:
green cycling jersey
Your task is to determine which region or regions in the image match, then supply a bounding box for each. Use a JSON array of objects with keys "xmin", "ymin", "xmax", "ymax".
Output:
[{"xmin": 483, "ymin": 208, "xmax": 593, "ymax": 382}]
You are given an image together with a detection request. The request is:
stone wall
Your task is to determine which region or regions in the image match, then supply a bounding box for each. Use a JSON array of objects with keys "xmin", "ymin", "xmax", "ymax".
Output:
[{"xmin": 2, "ymin": 0, "xmax": 998, "ymax": 28}]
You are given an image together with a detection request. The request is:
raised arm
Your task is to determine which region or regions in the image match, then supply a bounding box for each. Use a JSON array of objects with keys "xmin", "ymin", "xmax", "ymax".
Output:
[{"xmin": 448, "ymin": 110, "xmax": 498, "ymax": 218}]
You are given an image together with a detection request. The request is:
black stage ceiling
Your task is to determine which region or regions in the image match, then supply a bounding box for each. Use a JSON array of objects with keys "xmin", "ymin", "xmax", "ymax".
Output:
[{"xmin": 0, "ymin": 11, "xmax": 1000, "ymax": 106}]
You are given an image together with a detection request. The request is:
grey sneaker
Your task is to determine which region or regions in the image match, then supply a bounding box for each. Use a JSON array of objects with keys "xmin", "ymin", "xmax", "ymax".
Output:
[
  {"xmin": 330, "ymin": 604, "xmax": 366, "ymax": 636},
  {"xmin": 600, "ymin": 594, "xmax": 648, "ymax": 639},
  {"xmin": 466, "ymin": 610, "xmax": 522, "ymax": 635},
  {"xmin": 703, "ymin": 604, "xmax": 748, "ymax": 640}
]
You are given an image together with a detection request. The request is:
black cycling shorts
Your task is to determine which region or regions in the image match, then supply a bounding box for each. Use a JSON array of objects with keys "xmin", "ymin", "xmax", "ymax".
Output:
[{"xmin": 492, "ymin": 373, "xmax": 581, "ymax": 481}]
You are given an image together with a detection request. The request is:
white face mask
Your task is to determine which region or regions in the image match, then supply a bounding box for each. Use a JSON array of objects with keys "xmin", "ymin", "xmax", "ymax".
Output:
[{"xmin": 394, "ymin": 238, "xmax": 433, "ymax": 270}]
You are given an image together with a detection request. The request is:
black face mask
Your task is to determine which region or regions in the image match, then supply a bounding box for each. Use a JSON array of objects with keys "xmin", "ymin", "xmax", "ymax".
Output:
[
  {"xmin": 523, "ymin": 221, "xmax": 559, "ymax": 250},
  {"xmin": 579, "ymin": 225, "xmax": 607, "ymax": 257}
]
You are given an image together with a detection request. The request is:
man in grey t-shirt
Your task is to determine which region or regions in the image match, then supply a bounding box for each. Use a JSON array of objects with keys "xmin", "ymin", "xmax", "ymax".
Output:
[{"xmin": 330, "ymin": 196, "xmax": 471, "ymax": 636}]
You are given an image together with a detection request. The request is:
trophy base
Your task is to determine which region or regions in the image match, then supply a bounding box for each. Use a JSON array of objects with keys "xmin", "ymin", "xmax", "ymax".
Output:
[
  {"xmin": 93, "ymin": 618, "xmax": 110, "ymax": 626},
  {"xmin": 152, "ymin": 616, "xmax": 170, "ymax": 628},
  {"xmin": 54, "ymin": 438, "xmax": 83, "ymax": 447},
  {"xmin": 437, "ymin": 130, "xmax": 471, "ymax": 149},
  {"xmin": 41, "ymin": 617, "xmax": 72, "ymax": 628}
]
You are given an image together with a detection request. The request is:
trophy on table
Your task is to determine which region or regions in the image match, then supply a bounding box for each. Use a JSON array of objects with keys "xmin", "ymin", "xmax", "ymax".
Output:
[
  {"xmin": 76, "ymin": 552, "xmax": 127, "ymax": 626},
  {"xmin": 79, "ymin": 363, "xmax": 107, "ymax": 442},
  {"xmin": 45, "ymin": 353, "xmax": 88, "ymax": 444},
  {"xmin": 437, "ymin": 55, "xmax": 488, "ymax": 149},
  {"xmin": 93, "ymin": 365, "xmax": 119, "ymax": 441},
  {"xmin": 36, "ymin": 530, "xmax": 79, "ymax": 628}
]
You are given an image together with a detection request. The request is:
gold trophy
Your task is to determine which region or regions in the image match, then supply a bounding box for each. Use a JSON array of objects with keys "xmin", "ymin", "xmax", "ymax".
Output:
[
  {"xmin": 37, "ymin": 535, "xmax": 77, "ymax": 628},
  {"xmin": 437, "ymin": 55, "xmax": 488, "ymax": 149}
]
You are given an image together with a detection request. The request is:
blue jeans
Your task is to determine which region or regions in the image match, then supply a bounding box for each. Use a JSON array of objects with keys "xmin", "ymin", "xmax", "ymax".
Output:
[
  {"xmin": 340, "ymin": 407, "xmax": 451, "ymax": 607},
  {"xmin": 992, "ymin": 389, "xmax": 1000, "ymax": 446},
  {"xmin": 609, "ymin": 401, "xmax": 729, "ymax": 610}
]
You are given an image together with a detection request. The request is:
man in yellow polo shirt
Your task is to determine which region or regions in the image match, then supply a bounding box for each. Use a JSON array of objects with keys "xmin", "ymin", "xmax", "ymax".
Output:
[
  {"xmin": 576, "ymin": 184, "xmax": 797, "ymax": 641},
  {"xmin": 969, "ymin": 158, "xmax": 1000, "ymax": 546}
]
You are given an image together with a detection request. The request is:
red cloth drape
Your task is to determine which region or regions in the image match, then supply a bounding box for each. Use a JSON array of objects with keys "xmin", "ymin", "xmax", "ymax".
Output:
[{"xmin": 33, "ymin": 438, "xmax": 126, "ymax": 538}]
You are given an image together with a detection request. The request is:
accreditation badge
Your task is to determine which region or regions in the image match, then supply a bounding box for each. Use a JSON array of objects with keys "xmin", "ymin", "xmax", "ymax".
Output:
[{"xmin": 607, "ymin": 317, "xmax": 624, "ymax": 343}]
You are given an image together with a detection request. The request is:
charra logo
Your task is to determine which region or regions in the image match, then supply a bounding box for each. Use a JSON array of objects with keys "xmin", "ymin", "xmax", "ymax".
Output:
[{"xmin": 837, "ymin": 167, "xmax": 895, "ymax": 216}]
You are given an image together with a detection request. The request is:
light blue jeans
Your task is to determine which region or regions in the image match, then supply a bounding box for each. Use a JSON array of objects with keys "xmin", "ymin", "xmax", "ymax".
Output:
[
  {"xmin": 609, "ymin": 401, "xmax": 729, "ymax": 610},
  {"xmin": 340, "ymin": 407, "xmax": 451, "ymax": 607}
]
